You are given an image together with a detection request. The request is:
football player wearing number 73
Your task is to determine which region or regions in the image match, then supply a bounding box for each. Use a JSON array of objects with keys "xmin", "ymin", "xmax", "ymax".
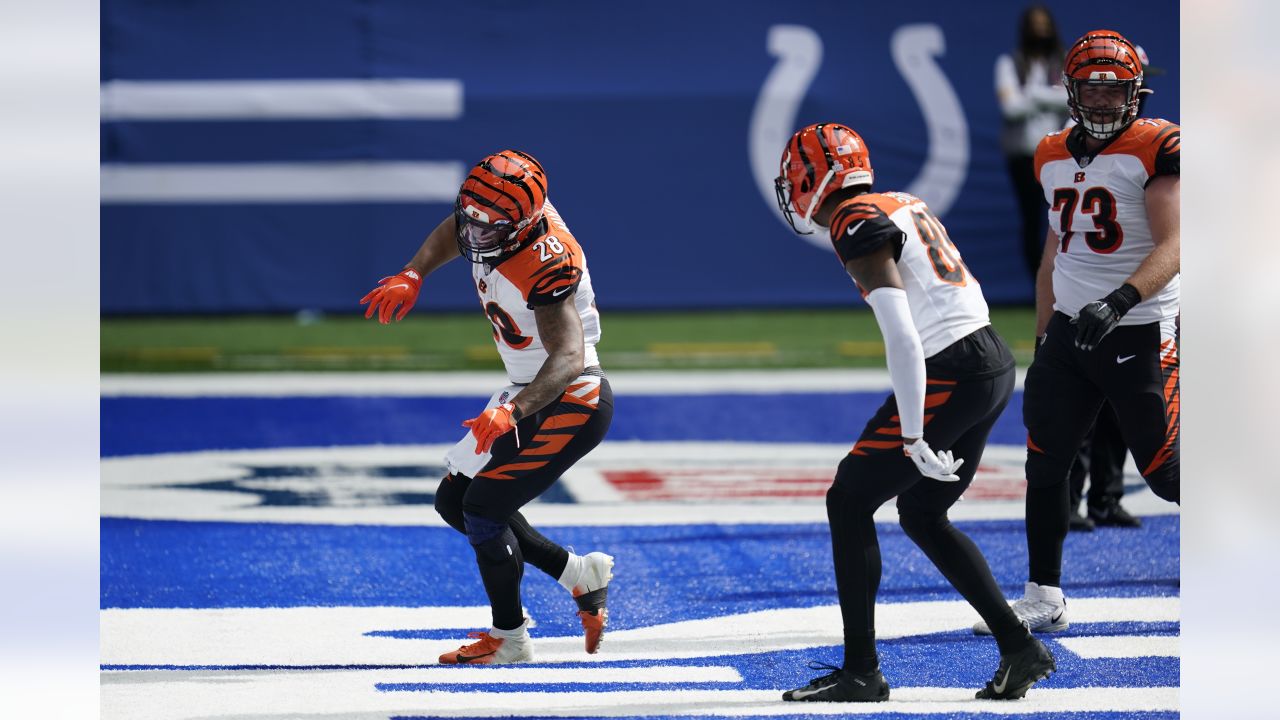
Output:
[
  {"xmin": 981, "ymin": 28, "xmax": 1181, "ymax": 641},
  {"xmin": 360, "ymin": 150, "xmax": 614, "ymax": 665},
  {"xmin": 773, "ymin": 123, "xmax": 1053, "ymax": 702}
]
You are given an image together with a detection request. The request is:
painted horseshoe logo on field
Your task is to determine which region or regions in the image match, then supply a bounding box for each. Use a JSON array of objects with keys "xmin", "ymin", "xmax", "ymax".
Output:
[{"xmin": 749, "ymin": 23, "xmax": 969, "ymax": 252}]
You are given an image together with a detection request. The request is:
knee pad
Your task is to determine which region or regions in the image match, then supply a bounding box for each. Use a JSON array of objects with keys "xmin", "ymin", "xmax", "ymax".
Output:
[
  {"xmin": 1025, "ymin": 451, "xmax": 1072, "ymax": 490},
  {"xmin": 463, "ymin": 511, "xmax": 508, "ymax": 546},
  {"xmin": 464, "ymin": 513, "xmax": 518, "ymax": 565}
]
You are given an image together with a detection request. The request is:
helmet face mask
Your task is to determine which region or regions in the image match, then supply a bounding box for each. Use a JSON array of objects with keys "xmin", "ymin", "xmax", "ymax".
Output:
[
  {"xmin": 1063, "ymin": 30, "xmax": 1144, "ymax": 141},
  {"xmin": 775, "ymin": 123, "xmax": 874, "ymax": 235},
  {"xmin": 454, "ymin": 150, "xmax": 547, "ymax": 263},
  {"xmin": 1068, "ymin": 76, "xmax": 1140, "ymax": 140},
  {"xmin": 454, "ymin": 198, "xmax": 522, "ymax": 262}
]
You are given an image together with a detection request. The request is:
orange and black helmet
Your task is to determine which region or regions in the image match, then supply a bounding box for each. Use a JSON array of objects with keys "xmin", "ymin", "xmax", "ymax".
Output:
[
  {"xmin": 1063, "ymin": 30, "xmax": 1144, "ymax": 140},
  {"xmin": 454, "ymin": 150, "xmax": 548, "ymax": 263},
  {"xmin": 775, "ymin": 123, "xmax": 873, "ymax": 235}
]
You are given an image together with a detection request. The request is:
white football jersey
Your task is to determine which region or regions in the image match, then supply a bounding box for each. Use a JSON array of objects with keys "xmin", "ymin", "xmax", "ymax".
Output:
[
  {"xmin": 828, "ymin": 191, "xmax": 991, "ymax": 357},
  {"xmin": 470, "ymin": 201, "xmax": 602, "ymax": 384},
  {"xmin": 1036, "ymin": 119, "xmax": 1181, "ymax": 324}
]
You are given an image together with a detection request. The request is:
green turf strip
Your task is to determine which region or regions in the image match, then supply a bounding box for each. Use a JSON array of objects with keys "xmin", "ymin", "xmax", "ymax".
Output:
[{"xmin": 101, "ymin": 307, "xmax": 1037, "ymax": 373}]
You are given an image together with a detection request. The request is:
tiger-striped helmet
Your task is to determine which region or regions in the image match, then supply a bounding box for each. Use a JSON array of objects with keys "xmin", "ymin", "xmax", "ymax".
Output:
[
  {"xmin": 1063, "ymin": 30, "xmax": 1144, "ymax": 140},
  {"xmin": 454, "ymin": 150, "xmax": 548, "ymax": 263},
  {"xmin": 775, "ymin": 123, "xmax": 874, "ymax": 235}
]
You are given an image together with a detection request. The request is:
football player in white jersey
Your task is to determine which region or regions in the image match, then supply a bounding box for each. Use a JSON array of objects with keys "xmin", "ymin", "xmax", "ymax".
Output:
[
  {"xmin": 973, "ymin": 29, "xmax": 1180, "ymax": 637},
  {"xmin": 774, "ymin": 123, "xmax": 1053, "ymax": 702},
  {"xmin": 361, "ymin": 150, "xmax": 614, "ymax": 664}
]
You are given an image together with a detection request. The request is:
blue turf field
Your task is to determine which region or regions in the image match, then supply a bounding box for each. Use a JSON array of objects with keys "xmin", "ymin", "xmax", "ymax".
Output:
[{"xmin": 100, "ymin": 386, "xmax": 1179, "ymax": 718}]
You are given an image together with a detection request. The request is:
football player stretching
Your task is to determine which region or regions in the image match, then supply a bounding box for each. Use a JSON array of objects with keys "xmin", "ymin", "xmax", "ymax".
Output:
[
  {"xmin": 362, "ymin": 150, "xmax": 614, "ymax": 664},
  {"xmin": 774, "ymin": 123, "xmax": 1053, "ymax": 701}
]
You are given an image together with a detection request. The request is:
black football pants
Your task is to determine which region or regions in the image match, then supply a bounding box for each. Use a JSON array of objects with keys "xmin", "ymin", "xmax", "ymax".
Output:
[
  {"xmin": 1024, "ymin": 313, "xmax": 1179, "ymax": 587},
  {"xmin": 829, "ymin": 327, "xmax": 1031, "ymax": 670}
]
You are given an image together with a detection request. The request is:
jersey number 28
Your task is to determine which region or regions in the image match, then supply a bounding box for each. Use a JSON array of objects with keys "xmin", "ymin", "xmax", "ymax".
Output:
[{"xmin": 485, "ymin": 302, "xmax": 532, "ymax": 350}]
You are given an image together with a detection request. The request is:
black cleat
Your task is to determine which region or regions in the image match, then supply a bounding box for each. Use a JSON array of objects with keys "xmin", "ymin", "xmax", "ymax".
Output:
[
  {"xmin": 976, "ymin": 637, "xmax": 1056, "ymax": 700},
  {"xmin": 782, "ymin": 662, "xmax": 890, "ymax": 702},
  {"xmin": 1089, "ymin": 499, "xmax": 1142, "ymax": 528},
  {"xmin": 1068, "ymin": 509, "xmax": 1095, "ymax": 532}
]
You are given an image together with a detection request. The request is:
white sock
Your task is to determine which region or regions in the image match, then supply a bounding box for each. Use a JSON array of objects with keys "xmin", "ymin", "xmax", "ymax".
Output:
[
  {"xmin": 1028, "ymin": 581, "xmax": 1064, "ymax": 602},
  {"xmin": 490, "ymin": 620, "xmax": 528, "ymax": 640},
  {"xmin": 1038, "ymin": 584, "xmax": 1065, "ymax": 604},
  {"xmin": 557, "ymin": 552, "xmax": 583, "ymax": 592}
]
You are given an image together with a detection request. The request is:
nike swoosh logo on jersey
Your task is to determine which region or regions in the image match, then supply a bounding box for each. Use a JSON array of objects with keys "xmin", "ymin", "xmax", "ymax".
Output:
[
  {"xmin": 846, "ymin": 219, "xmax": 867, "ymax": 236},
  {"xmin": 992, "ymin": 666, "xmax": 1012, "ymax": 694},
  {"xmin": 455, "ymin": 650, "xmax": 496, "ymax": 663},
  {"xmin": 789, "ymin": 681, "xmax": 838, "ymax": 699},
  {"xmin": 552, "ymin": 286, "xmax": 571, "ymax": 297},
  {"xmin": 1116, "ymin": 354, "xmax": 1136, "ymax": 364}
]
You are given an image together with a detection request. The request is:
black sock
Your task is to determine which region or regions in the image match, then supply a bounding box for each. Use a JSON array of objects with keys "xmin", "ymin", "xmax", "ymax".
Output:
[
  {"xmin": 992, "ymin": 623, "xmax": 1035, "ymax": 656},
  {"xmin": 1026, "ymin": 482, "xmax": 1069, "ymax": 588},
  {"xmin": 827, "ymin": 485, "xmax": 882, "ymax": 674},
  {"xmin": 843, "ymin": 635, "xmax": 879, "ymax": 674},
  {"xmin": 472, "ymin": 526, "xmax": 525, "ymax": 631}
]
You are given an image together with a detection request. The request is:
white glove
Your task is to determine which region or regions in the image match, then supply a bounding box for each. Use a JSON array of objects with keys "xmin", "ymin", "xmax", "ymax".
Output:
[{"xmin": 902, "ymin": 438, "xmax": 964, "ymax": 482}]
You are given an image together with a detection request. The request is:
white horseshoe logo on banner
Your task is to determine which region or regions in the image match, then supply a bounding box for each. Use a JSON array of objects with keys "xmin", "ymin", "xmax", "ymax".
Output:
[{"xmin": 749, "ymin": 23, "xmax": 969, "ymax": 252}]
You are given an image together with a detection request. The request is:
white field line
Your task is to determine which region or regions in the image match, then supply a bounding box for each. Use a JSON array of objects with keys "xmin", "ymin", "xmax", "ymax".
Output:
[
  {"xmin": 101, "ymin": 369, "xmax": 1029, "ymax": 396},
  {"xmin": 101, "ymin": 162, "xmax": 466, "ymax": 204},
  {"xmin": 100, "ymin": 673, "xmax": 1179, "ymax": 720},
  {"xmin": 100, "ymin": 597, "xmax": 1179, "ymax": 667},
  {"xmin": 101, "ymin": 79, "xmax": 463, "ymax": 120},
  {"xmin": 1058, "ymin": 635, "xmax": 1180, "ymax": 659},
  {"xmin": 377, "ymin": 665, "xmax": 742, "ymax": 685}
]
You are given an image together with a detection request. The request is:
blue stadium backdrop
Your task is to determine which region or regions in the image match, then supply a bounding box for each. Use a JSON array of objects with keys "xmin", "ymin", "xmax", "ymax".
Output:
[{"xmin": 100, "ymin": 0, "xmax": 1179, "ymax": 314}]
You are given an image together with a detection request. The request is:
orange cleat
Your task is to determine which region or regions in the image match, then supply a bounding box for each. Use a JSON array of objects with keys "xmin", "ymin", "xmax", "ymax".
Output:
[
  {"xmin": 570, "ymin": 552, "xmax": 614, "ymax": 654},
  {"xmin": 438, "ymin": 629, "xmax": 533, "ymax": 665},
  {"xmin": 576, "ymin": 606, "xmax": 609, "ymax": 654}
]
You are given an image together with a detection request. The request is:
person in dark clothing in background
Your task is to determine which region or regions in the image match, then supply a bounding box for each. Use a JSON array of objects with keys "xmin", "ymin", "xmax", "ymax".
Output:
[{"xmin": 995, "ymin": 4, "xmax": 1071, "ymax": 281}]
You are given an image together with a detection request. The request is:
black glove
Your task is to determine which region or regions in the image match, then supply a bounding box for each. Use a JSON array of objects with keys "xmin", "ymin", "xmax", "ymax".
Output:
[{"xmin": 1072, "ymin": 284, "xmax": 1141, "ymax": 351}]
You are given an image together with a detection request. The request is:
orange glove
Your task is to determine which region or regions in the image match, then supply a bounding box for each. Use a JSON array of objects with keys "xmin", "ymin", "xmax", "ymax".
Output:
[
  {"xmin": 360, "ymin": 268, "xmax": 422, "ymax": 324},
  {"xmin": 462, "ymin": 402, "xmax": 519, "ymax": 454}
]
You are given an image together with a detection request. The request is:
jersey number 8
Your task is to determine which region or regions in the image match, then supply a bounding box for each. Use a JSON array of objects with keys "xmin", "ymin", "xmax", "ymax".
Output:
[{"xmin": 910, "ymin": 206, "xmax": 967, "ymax": 286}]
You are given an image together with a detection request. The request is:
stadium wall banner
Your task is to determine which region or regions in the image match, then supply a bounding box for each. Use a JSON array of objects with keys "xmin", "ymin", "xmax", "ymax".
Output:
[{"xmin": 101, "ymin": 0, "xmax": 1179, "ymax": 313}]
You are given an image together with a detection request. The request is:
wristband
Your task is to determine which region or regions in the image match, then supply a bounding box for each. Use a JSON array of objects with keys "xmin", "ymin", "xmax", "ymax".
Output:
[{"xmin": 1104, "ymin": 283, "xmax": 1141, "ymax": 318}]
